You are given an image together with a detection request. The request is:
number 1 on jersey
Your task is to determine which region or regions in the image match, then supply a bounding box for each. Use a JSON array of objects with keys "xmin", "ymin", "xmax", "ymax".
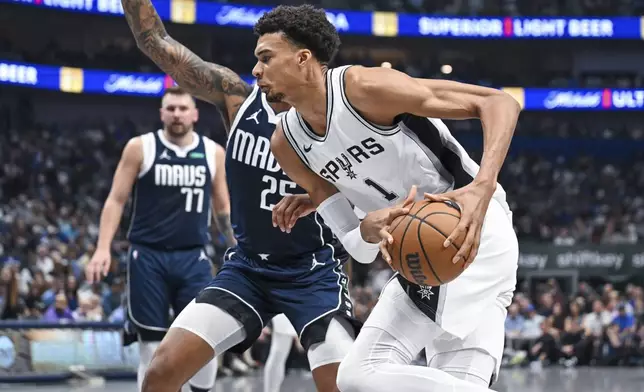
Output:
[{"xmin": 364, "ymin": 178, "xmax": 398, "ymax": 202}]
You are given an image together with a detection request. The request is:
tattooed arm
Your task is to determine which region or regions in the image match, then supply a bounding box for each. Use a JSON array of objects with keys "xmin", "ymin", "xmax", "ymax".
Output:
[
  {"xmin": 121, "ymin": 0, "xmax": 252, "ymax": 127},
  {"xmin": 211, "ymin": 142, "xmax": 236, "ymax": 247}
]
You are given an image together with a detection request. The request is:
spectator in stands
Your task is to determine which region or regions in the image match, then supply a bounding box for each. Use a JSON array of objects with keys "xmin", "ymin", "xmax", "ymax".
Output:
[
  {"xmin": 528, "ymin": 317, "xmax": 559, "ymax": 370},
  {"xmin": 0, "ymin": 264, "xmax": 21, "ymax": 319},
  {"xmin": 42, "ymin": 292, "xmax": 73, "ymax": 322},
  {"xmin": 613, "ymin": 304, "xmax": 636, "ymax": 334},
  {"xmin": 559, "ymin": 300, "xmax": 584, "ymax": 366},
  {"xmin": 72, "ymin": 291, "xmax": 104, "ymax": 321},
  {"xmin": 522, "ymin": 304, "xmax": 546, "ymax": 341},
  {"xmin": 505, "ymin": 304, "xmax": 525, "ymax": 339}
]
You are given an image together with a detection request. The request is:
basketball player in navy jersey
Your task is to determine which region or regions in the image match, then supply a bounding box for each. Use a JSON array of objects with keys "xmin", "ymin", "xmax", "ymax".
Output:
[
  {"xmin": 254, "ymin": 5, "xmax": 522, "ymax": 392},
  {"xmin": 119, "ymin": 1, "xmax": 362, "ymax": 391},
  {"xmin": 86, "ymin": 86, "xmax": 231, "ymax": 392}
]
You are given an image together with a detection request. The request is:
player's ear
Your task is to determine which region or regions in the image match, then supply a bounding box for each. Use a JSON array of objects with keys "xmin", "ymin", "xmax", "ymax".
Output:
[{"xmin": 297, "ymin": 49, "xmax": 313, "ymax": 66}]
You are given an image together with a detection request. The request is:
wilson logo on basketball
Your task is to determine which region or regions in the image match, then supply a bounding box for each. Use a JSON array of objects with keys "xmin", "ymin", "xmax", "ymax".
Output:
[{"xmin": 405, "ymin": 252, "xmax": 428, "ymax": 285}]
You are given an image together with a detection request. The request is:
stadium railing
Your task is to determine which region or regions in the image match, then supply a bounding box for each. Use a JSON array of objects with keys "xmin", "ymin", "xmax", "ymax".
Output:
[{"xmin": 0, "ymin": 321, "xmax": 138, "ymax": 383}]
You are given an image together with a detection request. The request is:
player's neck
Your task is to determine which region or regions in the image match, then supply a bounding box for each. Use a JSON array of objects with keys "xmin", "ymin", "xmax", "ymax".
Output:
[
  {"xmin": 284, "ymin": 68, "xmax": 328, "ymax": 136},
  {"xmin": 162, "ymin": 129, "xmax": 196, "ymax": 147}
]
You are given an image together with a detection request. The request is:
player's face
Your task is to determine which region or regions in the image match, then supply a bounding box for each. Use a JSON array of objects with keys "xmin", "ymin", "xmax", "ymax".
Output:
[
  {"xmin": 160, "ymin": 93, "xmax": 198, "ymax": 136},
  {"xmin": 252, "ymin": 33, "xmax": 311, "ymax": 103}
]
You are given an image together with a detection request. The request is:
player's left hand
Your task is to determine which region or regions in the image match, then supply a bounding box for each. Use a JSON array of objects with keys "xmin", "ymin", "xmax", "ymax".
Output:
[
  {"xmin": 272, "ymin": 194, "xmax": 315, "ymax": 233},
  {"xmin": 424, "ymin": 180, "xmax": 496, "ymax": 268}
]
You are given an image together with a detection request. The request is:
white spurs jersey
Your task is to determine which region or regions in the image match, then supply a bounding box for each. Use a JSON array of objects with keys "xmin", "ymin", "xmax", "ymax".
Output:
[{"xmin": 281, "ymin": 65, "xmax": 510, "ymax": 214}]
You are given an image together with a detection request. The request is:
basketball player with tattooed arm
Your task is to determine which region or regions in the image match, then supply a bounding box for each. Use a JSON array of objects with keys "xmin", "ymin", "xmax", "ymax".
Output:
[
  {"xmin": 258, "ymin": 5, "xmax": 521, "ymax": 391},
  {"xmin": 118, "ymin": 1, "xmax": 375, "ymax": 391}
]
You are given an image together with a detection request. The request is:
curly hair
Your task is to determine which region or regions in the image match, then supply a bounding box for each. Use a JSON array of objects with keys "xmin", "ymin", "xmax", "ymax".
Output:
[{"xmin": 254, "ymin": 5, "xmax": 341, "ymax": 65}]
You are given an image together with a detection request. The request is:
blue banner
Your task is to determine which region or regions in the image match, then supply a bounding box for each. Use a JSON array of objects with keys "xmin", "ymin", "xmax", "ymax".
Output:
[
  {"xmin": 3, "ymin": 60, "xmax": 644, "ymax": 111},
  {"xmin": 504, "ymin": 88, "xmax": 644, "ymax": 110},
  {"xmin": 0, "ymin": 60, "xmax": 256, "ymax": 96},
  {"xmin": 401, "ymin": 16, "xmax": 642, "ymax": 39},
  {"xmin": 5, "ymin": 0, "xmax": 644, "ymax": 39}
]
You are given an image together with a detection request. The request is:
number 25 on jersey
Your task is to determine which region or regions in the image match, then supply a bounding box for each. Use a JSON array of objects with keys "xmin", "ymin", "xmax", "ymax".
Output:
[{"xmin": 260, "ymin": 175, "xmax": 296, "ymax": 211}]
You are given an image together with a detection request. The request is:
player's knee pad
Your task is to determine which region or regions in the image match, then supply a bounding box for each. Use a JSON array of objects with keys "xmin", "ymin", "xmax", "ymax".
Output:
[
  {"xmin": 189, "ymin": 358, "xmax": 218, "ymax": 390},
  {"xmin": 139, "ymin": 341, "xmax": 161, "ymax": 366},
  {"xmin": 307, "ymin": 316, "xmax": 355, "ymax": 370},
  {"xmin": 170, "ymin": 299, "xmax": 247, "ymax": 356},
  {"xmin": 267, "ymin": 332, "xmax": 294, "ymax": 362},
  {"xmin": 427, "ymin": 348, "xmax": 496, "ymax": 388}
]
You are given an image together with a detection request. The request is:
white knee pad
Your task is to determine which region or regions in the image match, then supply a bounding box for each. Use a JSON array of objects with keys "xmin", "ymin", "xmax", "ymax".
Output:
[
  {"xmin": 137, "ymin": 341, "xmax": 160, "ymax": 390},
  {"xmin": 307, "ymin": 316, "xmax": 356, "ymax": 370},
  {"xmin": 271, "ymin": 314, "xmax": 297, "ymax": 337},
  {"xmin": 189, "ymin": 358, "xmax": 218, "ymax": 390},
  {"xmin": 264, "ymin": 333, "xmax": 293, "ymax": 392},
  {"xmin": 170, "ymin": 299, "xmax": 246, "ymax": 356},
  {"xmin": 427, "ymin": 348, "xmax": 496, "ymax": 387},
  {"xmin": 139, "ymin": 341, "xmax": 160, "ymax": 365}
]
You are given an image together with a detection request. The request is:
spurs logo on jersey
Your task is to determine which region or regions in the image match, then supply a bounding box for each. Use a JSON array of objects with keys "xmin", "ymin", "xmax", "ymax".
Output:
[
  {"xmin": 319, "ymin": 137, "xmax": 384, "ymax": 182},
  {"xmin": 281, "ymin": 64, "xmax": 509, "ymax": 215}
]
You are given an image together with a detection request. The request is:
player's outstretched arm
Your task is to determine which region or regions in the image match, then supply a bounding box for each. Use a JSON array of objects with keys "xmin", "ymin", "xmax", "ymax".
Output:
[
  {"xmin": 344, "ymin": 66, "xmax": 521, "ymax": 186},
  {"xmin": 211, "ymin": 143, "xmax": 236, "ymax": 248},
  {"xmin": 88, "ymin": 138, "xmax": 143, "ymax": 282},
  {"xmin": 121, "ymin": 0, "xmax": 252, "ymax": 125}
]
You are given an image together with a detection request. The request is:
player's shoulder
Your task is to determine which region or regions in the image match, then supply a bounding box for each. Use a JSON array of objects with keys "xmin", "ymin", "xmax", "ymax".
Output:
[{"xmin": 201, "ymin": 135, "xmax": 225, "ymax": 156}]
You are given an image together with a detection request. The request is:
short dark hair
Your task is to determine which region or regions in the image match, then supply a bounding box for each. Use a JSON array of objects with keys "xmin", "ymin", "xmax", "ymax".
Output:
[
  {"xmin": 163, "ymin": 85, "xmax": 189, "ymax": 98},
  {"xmin": 162, "ymin": 86, "xmax": 195, "ymax": 103},
  {"xmin": 254, "ymin": 5, "xmax": 341, "ymax": 65}
]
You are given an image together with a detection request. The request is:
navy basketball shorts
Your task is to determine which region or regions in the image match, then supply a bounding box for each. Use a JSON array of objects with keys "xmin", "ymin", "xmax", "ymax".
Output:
[
  {"xmin": 194, "ymin": 244, "xmax": 358, "ymax": 353},
  {"xmin": 127, "ymin": 243, "xmax": 213, "ymax": 334}
]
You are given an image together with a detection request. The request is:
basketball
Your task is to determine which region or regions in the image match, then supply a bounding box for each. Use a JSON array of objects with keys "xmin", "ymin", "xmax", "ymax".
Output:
[{"xmin": 387, "ymin": 200, "xmax": 466, "ymax": 287}]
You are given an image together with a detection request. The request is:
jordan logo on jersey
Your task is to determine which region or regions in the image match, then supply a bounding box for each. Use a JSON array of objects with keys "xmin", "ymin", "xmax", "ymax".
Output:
[
  {"xmin": 159, "ymin": 149, "xmax": 171, "ymax": 160},
  {"xmin": 319, "ymin": 137, "xmax": 384, "ymax": 182},
  {"xmin": 310, "ymin": 254, "xmax": 325, "ymax": 270},
  {"xmin": 245, "ymin": 109, "xmax": 262, "ymax": 124}
]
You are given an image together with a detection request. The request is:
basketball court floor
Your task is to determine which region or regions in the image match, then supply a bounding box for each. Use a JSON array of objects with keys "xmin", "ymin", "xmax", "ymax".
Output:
[{"xmin": 4, "ymin": 367, "xmax": 644, "ymax": 392}]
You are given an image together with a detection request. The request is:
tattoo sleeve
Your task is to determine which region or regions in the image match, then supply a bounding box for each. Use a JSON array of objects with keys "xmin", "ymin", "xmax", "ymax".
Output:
[
  {"xmin": 215, "ymin": 213, "xmax": 236, "ymax": 248},
  {"xmin": 121, "ymin": 0, "xmax": 252, "ymax": 122}
]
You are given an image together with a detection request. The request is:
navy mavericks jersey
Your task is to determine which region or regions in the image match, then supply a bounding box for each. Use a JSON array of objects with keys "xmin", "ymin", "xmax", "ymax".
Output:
[
  {"xmin": 127, "ymin": 130, "xmax": 217, "ymax": 250},
  {"xmin": 227, "ymin": 85, "xmax": 334, "ymax": 257}
]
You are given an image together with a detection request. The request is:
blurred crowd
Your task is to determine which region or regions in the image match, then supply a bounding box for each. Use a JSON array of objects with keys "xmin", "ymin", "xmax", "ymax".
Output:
[{"xmin": 503, "ymin": 280, "xmax": 644, "ymax": 368}]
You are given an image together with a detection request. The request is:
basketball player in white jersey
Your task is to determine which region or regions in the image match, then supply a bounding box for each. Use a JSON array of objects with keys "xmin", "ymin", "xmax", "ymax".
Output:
[{"xmin": 254, "ymin": 5, "xmax": 521, "ymax": 392}]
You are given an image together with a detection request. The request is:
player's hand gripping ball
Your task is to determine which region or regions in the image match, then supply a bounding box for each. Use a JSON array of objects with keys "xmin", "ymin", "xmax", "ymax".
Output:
[{"xmin": 386, "ymin": 200, "xmax": 467, "ymax": 286}]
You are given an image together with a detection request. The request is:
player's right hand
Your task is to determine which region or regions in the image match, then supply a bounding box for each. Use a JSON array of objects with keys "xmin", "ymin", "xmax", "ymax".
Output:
[
  {"xmin": 86, "ymin": 248, "xmax": 112, "ymax": 283},
  {"xmin": 272, "ymin": 194, "xmax": 316, "ymax": 233},
  {"xmin": 359, "ymin": 186, "xmax": 417, "ymax": 265}
]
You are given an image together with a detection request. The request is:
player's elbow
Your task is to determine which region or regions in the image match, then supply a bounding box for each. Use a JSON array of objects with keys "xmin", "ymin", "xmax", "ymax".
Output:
[
  {"xmin": 105, "ymin": 193, "xmax": 128, "ymax": 210},
  {"xmin": 482, "ymin": 90, "xmax": 522, "ymax": 117}
]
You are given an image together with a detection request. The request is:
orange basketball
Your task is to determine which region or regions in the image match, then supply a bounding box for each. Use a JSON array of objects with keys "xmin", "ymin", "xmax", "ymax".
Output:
[{"xmin": 387, "ymin": 200, "xmax": 466, "ymax": 286}]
